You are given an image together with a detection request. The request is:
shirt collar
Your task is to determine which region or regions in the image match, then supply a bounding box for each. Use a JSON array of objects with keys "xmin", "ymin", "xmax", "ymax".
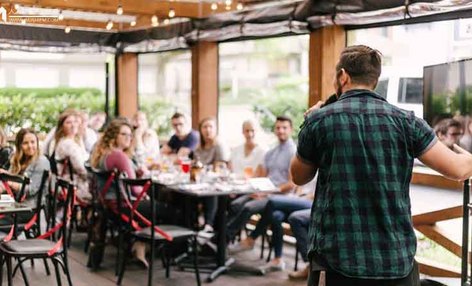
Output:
[{"xmin": 338, "ymin": 89, "xmax": 386, "ymax": 102}]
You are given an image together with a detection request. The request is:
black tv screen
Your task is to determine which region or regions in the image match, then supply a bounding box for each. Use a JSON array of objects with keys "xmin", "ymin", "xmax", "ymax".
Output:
[{"xmin": 423, "ymin": 59, "xmax": 472, "ymax": 125}]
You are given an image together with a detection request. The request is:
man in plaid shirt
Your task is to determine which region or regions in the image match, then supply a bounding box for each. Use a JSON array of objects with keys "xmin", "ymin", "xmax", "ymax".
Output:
[{"xmin": 290, "ymin": 45, "xmax": 472, "ymax": 286}]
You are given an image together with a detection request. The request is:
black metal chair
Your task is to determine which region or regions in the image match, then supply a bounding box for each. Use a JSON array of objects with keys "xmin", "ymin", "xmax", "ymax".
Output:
[
  {"xmin": 0, "ymin": 177, "xmax": 75, "ymax": 286},
  {"xmin": 117, "ymin": 178, "xmax": 201, "ymax": 286},
  {"xmin": 84, "ymin": 165, "xmax": 123, "ymax": 274}
]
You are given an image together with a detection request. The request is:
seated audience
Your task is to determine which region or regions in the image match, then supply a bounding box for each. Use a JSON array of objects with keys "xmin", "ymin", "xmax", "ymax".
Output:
[
  {"xmin": 231, "ymin": 181, "xmax": 315, "ymax": 275},
  {"xmin": 194, "ymin": 117, "xmax": 230, "ymax": 232},
  {"xmin": 229, "ymin": 120, "xmax": 265, "ymax": 177},
  {"xmin": 434, "ymin": 118, "xmax": 463, "ymax": 149},
  {"xmin": 53, "ymin": 109, "xmax": 90, "ymax": 202},
  {"xmin": 226, "ymin": 116, "xmax": 296, "ymax": 243},
  {"xmin": 0, "ymin": 128, "xmax": 50, "ymax": 223},
  {"xmin": 0, "ymin": 127, "xmax": 12, "ymax": 170},
  {"xmin": 78, "ymin": 111, "xmax": 98, "ymax": 154},
  {"xmin": 88, "ymin": 111, "xmax": 107, "ymax": 132},
  {"xmin": 161, "ymin": 112, "xmax": 199, "ymax": 158},
  {"xmin": 90, "ymin": 118, "xmax": 151, "ymax": 267},
  {"xmin": 132, "ymin": 111, "xmax": 160, "ymax": 167}
]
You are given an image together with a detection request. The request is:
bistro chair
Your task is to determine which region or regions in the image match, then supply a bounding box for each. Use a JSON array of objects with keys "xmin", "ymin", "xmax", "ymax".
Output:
[
  {"xmin": 0, "ymin": 177, "xmax": 75, "ymax": 286},
  {"xmin": 117, "ymin": 178, "xmax": 201, "ymax": 286},
  {"xmin": 84, "ymin": 165, "xmax": 123, "ymax": 275}
]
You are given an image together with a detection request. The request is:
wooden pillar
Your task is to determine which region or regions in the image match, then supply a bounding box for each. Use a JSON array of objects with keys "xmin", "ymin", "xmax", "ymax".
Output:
[
  {"xmin": 116, "ymin": 53, "xmax": 138, "ymax": 117},
  {"xmin": 309, "ymin": 25, "xmax": 346, "ymax": 106},
  {"xmin": 191, "ymin": 42, "xmax": 219, "ymax": 129}
]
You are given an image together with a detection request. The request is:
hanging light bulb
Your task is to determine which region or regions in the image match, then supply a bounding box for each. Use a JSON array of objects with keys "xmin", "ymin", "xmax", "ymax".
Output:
[
  {"xmin": 58, "ymin": 10, "xmax": 64, "ymax": 21},
  {"xmin": 163, "ymin": 18, "xmax": 170, "ymax": 25},
  {"xmin": 225, "ymin": 0, "xmax": 232, "ymax": 5},
  {"xmin": 65, "ymin": 26, "xmax": 71, "ymax": 34},
  {"xmin": 116, "ymin": 4, "xmax": 123, "ymax": 15},
  {"xmin": 151, "ymin": 15, "xmax": 158, "ymax": 27},
  {"xmin": 237, "ymin": 3, "xmax": 243, "ymax": 10},
  {"xmin": 106, "ymin": 20, "xmax": 113, "ymax": 30},
  {"xmin": 130, "ymin": 20, "xmax": 136, "ymax": 27},
  {"xmin": 14, "ymin": 4, "xmax": 20, "ymax": 10},
  {"xmin": 211, "ymin": 3, "xmax": 218, "ymax": 11},
  {"xmin": 225, "ymin": 4, "xmax": 231, "ymax": 10},
  {"xmin": 168, "ymin": 8, "xmax": 175, "ymax": 18}
]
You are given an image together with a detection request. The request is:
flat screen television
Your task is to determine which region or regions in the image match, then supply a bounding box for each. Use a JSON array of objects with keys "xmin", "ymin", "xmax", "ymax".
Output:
[{"xmin": 423, "ymin": 58, "xmax": 472, "ymax": 125}]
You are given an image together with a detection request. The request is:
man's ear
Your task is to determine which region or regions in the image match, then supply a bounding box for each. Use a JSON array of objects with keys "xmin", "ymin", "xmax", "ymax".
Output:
[{"xmin": 339, "ymin": 68, "xmax": 349, "ymax": 85}]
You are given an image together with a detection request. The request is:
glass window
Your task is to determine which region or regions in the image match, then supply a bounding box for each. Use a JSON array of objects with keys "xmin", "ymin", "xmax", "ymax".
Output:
[
  {"xmin": 348, "ymin": 19, "xmax": 472, "ymax": 119},
  {"xmin": 375, "ymin": 79, "xmax": 389, "ymax": 99},
  {"xmin": 218, "ymin": 35, "xmax": 309, "ymax": 149},
  {"xmin": 138, "ymin": 50, "xmax": 192, "ymax": 138},
  {"xmin": 397, "ymin": 77, "xmax": 423, "ymax": 104}
]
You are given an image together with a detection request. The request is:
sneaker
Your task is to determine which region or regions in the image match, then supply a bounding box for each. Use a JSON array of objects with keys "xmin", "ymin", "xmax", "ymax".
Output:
[
  {"xmin": 288, "ymin": 265, "xmax": 309, "ymax": 280},
  {"xmin": 228, "ymin": 241, "xmax": 254, "ymax": 254},
  {"xmin": 258, "ymin": 260, "xmax": 286, "ymax": 275},
  {"xmin": 202, "ymin": 224, "xmax": 214, "ymax": 233}
]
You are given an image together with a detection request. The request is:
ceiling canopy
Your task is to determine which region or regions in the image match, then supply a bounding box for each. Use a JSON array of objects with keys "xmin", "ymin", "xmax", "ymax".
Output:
[{"xmin": 0, "ymin": 0, "xmax": 470, "ymax": 53}]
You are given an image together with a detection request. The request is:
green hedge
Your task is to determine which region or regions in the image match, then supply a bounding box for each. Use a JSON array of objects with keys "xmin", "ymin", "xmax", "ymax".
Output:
[{"xmin": 0, "ymin": 87, "xmax": 105, "ymax": 134}]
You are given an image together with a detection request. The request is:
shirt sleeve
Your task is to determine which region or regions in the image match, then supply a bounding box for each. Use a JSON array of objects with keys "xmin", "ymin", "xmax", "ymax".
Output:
[
  {"xmin": 215, "ymin": 142, "xmax": 231, "ymax": 163},
  {"xmin": 167, "ymin": 135, "xmax": 177, "ymax": 150},
  {"xmin": 410, "ymin": 115, "xmax": 437, "ymax": 157},
  {"xmin": 187, "ymin": 131, "xmax": 199, "ymax": 151},
  {"xmin": 296, "ymin": 119, "xmax": 323, "ymax": 165},
  {"xmin": 24, "ymin": 156, "xmax": 50, "ymax": 199}
]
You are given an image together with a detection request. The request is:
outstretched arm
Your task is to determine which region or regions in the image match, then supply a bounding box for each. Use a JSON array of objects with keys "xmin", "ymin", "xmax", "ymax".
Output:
[{"xmin": 419, "ymin": 142, "xmax": 472, "ymax": 181}]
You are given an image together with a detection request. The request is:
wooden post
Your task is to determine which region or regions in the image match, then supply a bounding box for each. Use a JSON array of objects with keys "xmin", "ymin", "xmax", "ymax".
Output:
[
  {"xmin": 191, "ymin": 42, "xmax": 219, "ymax": 129},
  {"xmin": 116, "ymin": 53, "xmax": 138, "ymax": 118},
  {"xmin": 309, "ymin": 25, "xmax": 346, "ymax": 107}
]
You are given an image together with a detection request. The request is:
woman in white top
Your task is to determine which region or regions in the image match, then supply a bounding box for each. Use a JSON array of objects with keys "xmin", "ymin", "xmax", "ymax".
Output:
[
  {"xmin": 53, "ymin": 109, "xmax": 90, "ymax": 202},
  {"xmin": 230, "ymin": 120, "xmax": 266, "ymax": 178},
  {"xmin": 132, "ymin": 111, "xmax": 160, "ymax": 167}
]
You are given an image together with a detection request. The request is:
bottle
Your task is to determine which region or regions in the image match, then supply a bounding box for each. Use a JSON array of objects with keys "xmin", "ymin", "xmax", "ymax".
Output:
[{"xmin": 190, "ymin": 155, "xmax": 204, "ymax": 183}]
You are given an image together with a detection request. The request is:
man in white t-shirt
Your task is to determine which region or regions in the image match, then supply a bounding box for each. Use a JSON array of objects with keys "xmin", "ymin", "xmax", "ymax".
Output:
[{"xmin": 229, "ymin": 120, "xmax": 266, "ymax": 177}]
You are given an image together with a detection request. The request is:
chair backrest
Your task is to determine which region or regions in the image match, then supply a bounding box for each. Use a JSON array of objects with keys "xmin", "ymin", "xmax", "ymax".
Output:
[
  {"xmin": 55, "ymin": 157, "xmax": 74, "ymax": 182},
  {"xmin": 32, "ymin": 170, "xmax": 50, "ymax": 235},
  {"xmin": 50, "ymin": 178, "xmax": 75, "ymax": 253},
  {"xmin": 0, "ymin": 173, "xmax": 31, "ymax": 202},
  {"xmin": 120, "ymin": 178, "xmax": 155, "ymax": 234},
  {"xmin": 85, "ymin": 164, "xmax": 119, "ymax": 203}
]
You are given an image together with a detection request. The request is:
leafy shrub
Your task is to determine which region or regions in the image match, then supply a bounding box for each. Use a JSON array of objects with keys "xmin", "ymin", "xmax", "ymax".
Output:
[{"xmin": 0, "ymin": 88, "xmax": 106, "ymax": 134}]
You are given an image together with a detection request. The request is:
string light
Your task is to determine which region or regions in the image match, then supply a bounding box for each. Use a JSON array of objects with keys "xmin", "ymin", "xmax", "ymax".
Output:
[
  {"xmin": 163, "ymin": 18, "xmax": 170, "ymax": 25},
  {"xmin": 106, "ymin": 20, "xmax": 113, "ymax": 30},
  {"xmin": 116, "ymin": 4, "xmax": 123, "ymax": 15},
  {"xmin": 225, "ymin": 0, "xmax": 232, "ymax": 5},
  {"xmin": 168, "ymin": 8, "xmax": 175, "ymax": 18},
  {"xmin": 130, "ymin": 20, "xmax": 136, "ymax": 27},
  {"xmin": 65, "ymin": 26, "xmax": 71, "ymax": 33},
  {"xmin": 237, "ymin": 3, "xmax": 243, "ymax": 10},
  {"xmin": 58, "ymin": 10, "xmax": 64, "ymax": 21},
  {"xmin": 225, "ymin": 5, "xmax": 231, "ymax": 10},
  {"xmin": 211, "ymin": 3, "xmax": 218, "ymax": 11},
  {"xmin": 151, "ymin": 15, "xmax": 159, "ymax": 27},
  {"xmin": 21, "ymin": 18, "xmax": 26, "ymax": 24}
]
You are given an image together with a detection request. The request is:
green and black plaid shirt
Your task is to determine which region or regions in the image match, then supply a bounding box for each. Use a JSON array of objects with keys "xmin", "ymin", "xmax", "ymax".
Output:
[{"xmin": 298, "ymin": 89, "xmax": 436, "ymax": 279}]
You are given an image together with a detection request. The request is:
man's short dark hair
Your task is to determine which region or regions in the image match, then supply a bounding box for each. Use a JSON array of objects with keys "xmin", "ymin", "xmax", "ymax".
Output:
[
  {"xmin": 336, "ymin": 45, "xmax": 382, "ymax": 88},
  {"xmin": 275, "ymin": 115, "xmax": 292, "ymax": 128},
  {"xmin": 434, "ymin": 118, "xmax": 463, "ymax": 136},
  {"xmin": 171, "ymin": 112, "xmax": 185, "ymax": 120}
]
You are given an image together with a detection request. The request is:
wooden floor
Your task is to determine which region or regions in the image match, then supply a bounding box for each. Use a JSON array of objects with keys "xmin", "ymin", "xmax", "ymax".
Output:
[{"xmin": 1, "ymin": 183, "xmax": 465, "ymax": 286}]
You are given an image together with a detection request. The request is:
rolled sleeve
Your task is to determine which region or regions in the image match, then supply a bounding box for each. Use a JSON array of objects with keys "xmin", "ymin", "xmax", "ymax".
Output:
[{"xmin": 411, "ymin": 116, "xmax": 437, "ymax": 158}]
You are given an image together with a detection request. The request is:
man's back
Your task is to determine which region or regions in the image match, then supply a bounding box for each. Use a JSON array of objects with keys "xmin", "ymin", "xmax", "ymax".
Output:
[{"xmin": 298, "ymin": 89, "xmax": 436, "ymax": 278}]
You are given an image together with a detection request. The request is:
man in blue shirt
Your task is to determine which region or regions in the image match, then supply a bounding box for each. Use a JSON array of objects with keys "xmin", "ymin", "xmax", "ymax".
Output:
[
  {"xmin": 161, "ymin": 112, "xmax": 199, "ymax": 157},
  {"xmin": 227, "ymin": 116, "xmax": 296, "ymax": 263}
]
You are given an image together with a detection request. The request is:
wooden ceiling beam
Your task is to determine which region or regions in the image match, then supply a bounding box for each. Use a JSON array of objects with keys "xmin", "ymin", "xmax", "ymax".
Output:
[{"xmin": 4, "ymin": 0, "xmax": 239, "ymax": 19}]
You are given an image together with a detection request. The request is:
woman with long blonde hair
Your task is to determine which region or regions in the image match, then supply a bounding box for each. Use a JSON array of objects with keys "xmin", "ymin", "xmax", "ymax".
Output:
[
  {"xmin": 52, "ymin": 109, "xmax": 90, "ymax": 202},
  {"xmin": 0, "ymin": 128, "xmax": 49, "ymax": 224}
]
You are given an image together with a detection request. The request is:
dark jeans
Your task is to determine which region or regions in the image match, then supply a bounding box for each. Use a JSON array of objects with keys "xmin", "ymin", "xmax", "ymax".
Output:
[
  {"xmin": 250, "ymin": 195, "xmax": 312, "ymax": 258},
  {"xmin": 287, "ymin": 209, "xmax": 311, "ymax": 262},
  {"xmin": 308, "ymin": 261, "xmax": 420, "ymax": 286},
  {"xmin": 202, "ymin": 197, "xmax": 217, "ymax": 227},
  {"xmin": 226, "ymin": 195, "xmax": 268, "ymax": 240}
]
